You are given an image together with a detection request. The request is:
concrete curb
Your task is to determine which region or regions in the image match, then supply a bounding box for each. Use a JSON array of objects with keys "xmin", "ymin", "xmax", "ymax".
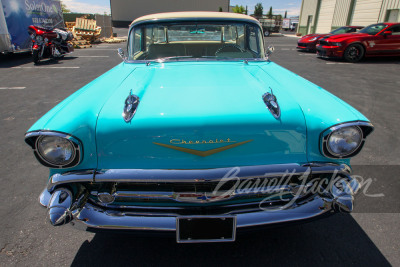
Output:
[{"xmin": 283, "ymin": 34, "xmax": 301, "ymax": 38}]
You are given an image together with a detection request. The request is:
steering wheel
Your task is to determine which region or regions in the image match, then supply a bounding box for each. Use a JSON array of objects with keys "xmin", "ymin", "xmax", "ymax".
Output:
[{"xmin": 215, "ymin": 44, "xmax": 244, "ymax": 55}]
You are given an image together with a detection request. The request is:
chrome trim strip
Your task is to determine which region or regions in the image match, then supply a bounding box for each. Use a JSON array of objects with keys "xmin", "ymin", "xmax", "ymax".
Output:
[
  {"xmin": 94, "ymin": 164, "xmax": 310, "ymax": 183},
  {"xmin": 42, "ymin": 162, "xmax": 351, "ymax": 192},
  {"xmin": 123, "ymin": 58, "xmax": 269, "ymax": 64},
  {"xmin": 129, "ymin": 17, "xmax": 262, "ymax": 29},
  {"xmin": 89, "ymin": 187, "xmax": 293, "ymax": 205},
  {"xmin": 47, "ymin": 170, "xmax": 95, "ymax": 191},
  {"xmin": 236, "ymin": 195, "xmax": 331, "ymax": 228},
  {"xmin": 321, "ymin": 121, "xmax": 373, "ymax": 136},
  {"xmin": 88, "ymin": 200, "xmax": 280, "ymax": 215}
]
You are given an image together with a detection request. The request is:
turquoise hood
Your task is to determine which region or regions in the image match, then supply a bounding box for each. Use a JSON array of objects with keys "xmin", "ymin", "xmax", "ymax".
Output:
[
  {"xmin": 97, "ymin": 61, "xmax": 306, "ymax": 169},
  {"xmin": 28, "ymin": 61, "xmax": 368, "ymax": 171}
]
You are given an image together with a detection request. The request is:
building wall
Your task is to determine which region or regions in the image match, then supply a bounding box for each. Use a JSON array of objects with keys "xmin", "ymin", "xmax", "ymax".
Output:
[
  {"xmin": 298, "ymin": 0, "xmax": 400, "ymax": 35},
  {"xmin": 351, "ymin": 0, "xmax": 382, "ymax": 25},
  {"xmin": 298, "ymin": 0, "xmax": 319, "ymax": 35},
  {"xmin": 379, "ymin": 0, "xmax": 400, "ymax": 21},
  {"xmin": 110, "ymin": 0, "xmax": 230, "ymax": 27},
  {"xmin": 316, "ymin": 0, "xmax": 337, "ymax": 33},
  {"xmin": 331, "ymin": 0, "xmax": 352, "ymax": 28}
]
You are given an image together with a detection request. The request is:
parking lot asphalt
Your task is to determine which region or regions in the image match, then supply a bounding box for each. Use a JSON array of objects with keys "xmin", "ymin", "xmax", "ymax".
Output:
[{"xmin": 0, "ymin": 30, "xmax": 399, "ymax": 266}]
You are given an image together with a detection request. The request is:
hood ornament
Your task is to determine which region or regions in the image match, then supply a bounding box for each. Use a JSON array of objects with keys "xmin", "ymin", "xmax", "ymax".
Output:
[
  {"xmin": 123, "ymin": 90, "xmax": 139, "ymax": 122},
  {"xmin": 262, "ymin": 88, "xmax": 280, "ymax": 119}
]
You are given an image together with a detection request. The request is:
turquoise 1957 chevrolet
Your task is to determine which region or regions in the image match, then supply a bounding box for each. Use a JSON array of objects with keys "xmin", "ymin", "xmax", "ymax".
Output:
[{"xmin": 25, "ymin": 12, "xmax": 373, "ymax": 243}]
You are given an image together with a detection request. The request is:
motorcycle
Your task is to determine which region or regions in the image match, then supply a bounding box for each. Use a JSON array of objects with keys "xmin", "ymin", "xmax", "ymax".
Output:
[{"xmin": 28, "ymin": 24, "xmax": 74, "ymax": 64}]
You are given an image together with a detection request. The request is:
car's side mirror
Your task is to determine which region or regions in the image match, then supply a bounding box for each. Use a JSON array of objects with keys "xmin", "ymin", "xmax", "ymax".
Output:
[
  {"xmin": 265, "ymin": 45, "xmax": 274, "ymax": 59},
  {"xmin": 118, "ymin": 48, "xmax": 127, "ymax": 61},
  {"xmin": 383, "ymin": 30, "xmax": 392, "ymax": 36}
]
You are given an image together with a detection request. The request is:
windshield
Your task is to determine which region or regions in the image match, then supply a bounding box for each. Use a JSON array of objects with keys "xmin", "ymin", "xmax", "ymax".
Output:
[
  {"xmin": 330, "ymin": 26, "xmax": 358, "ymax": 34},
  {"xmin": 127, "ymin": 21, "xmax": 265, "ymax": 61},
  {"xmin": 359, "ymin": 24, "xmax": 387, "ymax": 35}
]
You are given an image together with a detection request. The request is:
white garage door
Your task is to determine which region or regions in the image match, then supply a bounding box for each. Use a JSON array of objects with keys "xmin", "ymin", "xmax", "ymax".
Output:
[
  {"xmin": 351, "ymin": 0, "xmax": 382, "ymax": 26},
  {"xmin": 387, "ymin": 9, "xmax": 399, "ymax": 22},
  {"xmin": 316, "ymin": 0, "xmax": 337, "ymax": 33}
]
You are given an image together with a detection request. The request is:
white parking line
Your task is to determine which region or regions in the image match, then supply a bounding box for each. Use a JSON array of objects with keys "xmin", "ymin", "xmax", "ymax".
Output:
[
  {"xmin": 0, "ymin": 87, "xmax": 26, "ymax": 89},
  {"xmin": 298, "ymin": 53, "xmax": 316, "ymax": 56},
  {"xmin": 281, "ymin": 48, "xmax": 291, "ymax": 50},
  {"xmin": 326, "ymin": 62, "xmax": 349, "ymax": 65},
  {"xmin": 76, "ymin": 56, "xmax": 110, "ymax": 57},
  {"xmin": 283, "ymin": 34, "xmax": 301, "ymax": 38},
  {"xmin": 12, "ymin": 66, "xmax": 80, "ymax": 69}
]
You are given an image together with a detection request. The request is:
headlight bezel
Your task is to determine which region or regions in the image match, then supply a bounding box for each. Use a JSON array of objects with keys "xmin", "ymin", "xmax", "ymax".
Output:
[
  {"xmin": 35, "ymin": 35, "xmax": 44, "ymax": 44},
  {"xmin": 25, "ymin": 131, "xmax": 82, "ymax": 168},
  {"xmin": 320, "ymin": 121, "xmax": 374, "ymax": 159}
]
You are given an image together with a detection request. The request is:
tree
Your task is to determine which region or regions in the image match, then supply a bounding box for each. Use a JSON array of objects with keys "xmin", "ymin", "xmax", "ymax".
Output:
[
  {"xmin": 254, "ymin": 3, "xmax": 263, "ymax": 17},
  {"xmin": 267, "ymin": 6, "xmax": 273, "ymax": 18},
  {"xmin": 60, "ymin": 1, "xmax": 70, "ymax": 13},
  {"xmin": 232, "ymin": 5, "xmax": 246, "ymax": 14},
  {"xmin": 219, "ymin": 7, "xmax": 223, "ymax": 12},
  {"xmin": 284, "ymin": 10, "xmax": 287, "ymax": 18}
]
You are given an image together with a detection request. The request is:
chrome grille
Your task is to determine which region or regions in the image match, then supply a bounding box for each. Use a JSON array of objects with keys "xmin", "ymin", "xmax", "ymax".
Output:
[{"xmin": 89, "ymin": 174, "xmax": 305, "ymax": 207}]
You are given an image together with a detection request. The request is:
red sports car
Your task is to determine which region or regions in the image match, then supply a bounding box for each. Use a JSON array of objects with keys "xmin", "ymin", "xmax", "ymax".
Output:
[
  {"xmin": 316, "ymin": 22, "xmax": 400, "ymax": 62},
  {"xmin": 297, "ymin": 26, "xmax": 363, "ymax": 52}
]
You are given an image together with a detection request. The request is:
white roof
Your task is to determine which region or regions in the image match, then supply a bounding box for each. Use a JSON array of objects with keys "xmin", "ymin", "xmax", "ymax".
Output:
[{"xmin": 131, "ymin": 11, "xmax": 260, "ymax": 25}]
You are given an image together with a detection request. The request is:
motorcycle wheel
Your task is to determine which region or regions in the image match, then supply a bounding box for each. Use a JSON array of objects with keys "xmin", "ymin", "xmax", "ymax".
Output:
[{"xmin": 32, "ymin": 49, "xmax": 40, "ymax": 64}]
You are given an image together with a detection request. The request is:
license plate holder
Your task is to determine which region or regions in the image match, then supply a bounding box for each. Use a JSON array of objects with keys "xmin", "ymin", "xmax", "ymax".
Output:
[{"xmin": 176, "ymin": 216, "xmax": 236, "ymax": 243}]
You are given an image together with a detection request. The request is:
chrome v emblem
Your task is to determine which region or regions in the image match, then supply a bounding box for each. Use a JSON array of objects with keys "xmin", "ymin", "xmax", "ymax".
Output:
[{"xmin": 153, "ymin": 140, "xmax": 253, "ymax": 157}]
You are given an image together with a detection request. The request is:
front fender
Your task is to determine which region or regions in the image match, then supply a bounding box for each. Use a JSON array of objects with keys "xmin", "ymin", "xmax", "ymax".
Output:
[
  {"xmin": 26, "ymin": 63, "xmax": 136, "ymax": 175},
  {"xmin": 259, "ymin": 62, "xmax": 370, "ymax": 164}
]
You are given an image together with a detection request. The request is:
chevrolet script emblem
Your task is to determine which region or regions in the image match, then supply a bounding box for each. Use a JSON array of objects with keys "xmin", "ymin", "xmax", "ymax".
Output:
[{"xmin": 153, "ymin": 138, "xmax": 253, "ymax": 157}]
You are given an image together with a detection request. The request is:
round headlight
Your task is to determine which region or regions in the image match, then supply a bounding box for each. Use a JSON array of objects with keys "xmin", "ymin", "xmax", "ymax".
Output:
[
  {"xmin": 36, "ymin": 35, "xmax": 43, "ymax": 43},
  {"xmin": 36, "ymin": 136, "xmax": 76, "ymax": 166},
  {"xmin": 327, "ymin": 126, "xmax": 362, "ymax": 157}
]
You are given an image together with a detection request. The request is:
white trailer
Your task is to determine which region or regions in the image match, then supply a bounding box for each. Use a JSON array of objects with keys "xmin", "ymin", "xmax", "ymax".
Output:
[
  {"xmin": 0, "ymin": 0, "xmax": 64, "ymax": 53},
  {"xmin": 0, "ymin": 2, "xmax": 12, "ymax": 53}
]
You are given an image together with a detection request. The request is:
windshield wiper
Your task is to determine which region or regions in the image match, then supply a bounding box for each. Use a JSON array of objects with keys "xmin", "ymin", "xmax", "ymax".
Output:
[
  {"xmin": 201, "ymin": 56, "xmax": 253, "ymax": 62},
  {"xmin": 201, "ymin": 56, "xmax": 238, "ymax": 60},
  {"xmin": 156, "ymin": 56, "xmax": 194, "ymax": 62}
]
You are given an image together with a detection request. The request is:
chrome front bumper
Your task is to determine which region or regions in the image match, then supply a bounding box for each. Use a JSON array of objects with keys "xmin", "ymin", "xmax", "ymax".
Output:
[
  {"xmin": 39, "ymin": 163, "xmax": 359, "ymax": 232},
  {"xmin": 65, "ymin": 194, "xmax": 334, "ymax": 231}
]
